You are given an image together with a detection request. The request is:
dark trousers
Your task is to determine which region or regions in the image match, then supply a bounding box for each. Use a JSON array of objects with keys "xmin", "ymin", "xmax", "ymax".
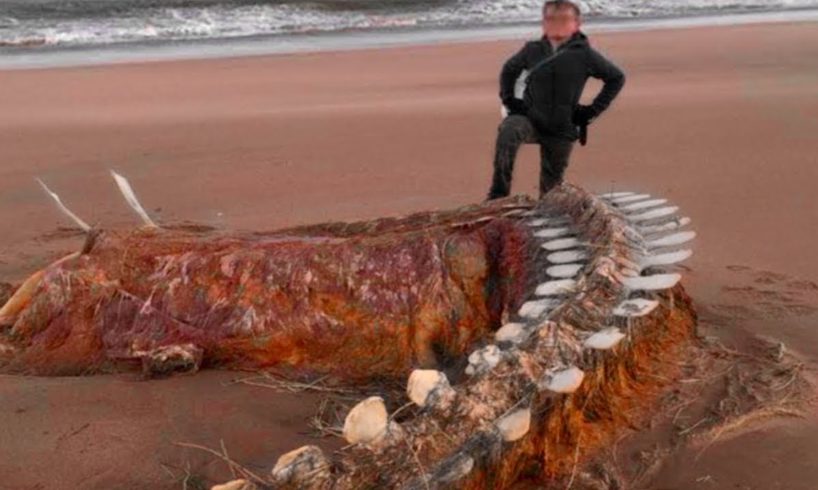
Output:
[{"xmin": 487, "ymin": 114, "xmax": 574, "ymax": 200}]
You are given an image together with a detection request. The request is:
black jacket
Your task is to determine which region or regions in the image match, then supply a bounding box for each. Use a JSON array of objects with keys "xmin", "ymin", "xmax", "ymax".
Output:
[{"xmin": 500, "ymin": 30, "xmax": 626, "ymax": 141}]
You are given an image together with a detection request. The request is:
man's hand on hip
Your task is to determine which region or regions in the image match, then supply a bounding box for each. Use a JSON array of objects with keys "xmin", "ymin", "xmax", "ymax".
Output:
[{"xmin": 572, "ymin": 104, "xmax": 596, "ymax": 126}]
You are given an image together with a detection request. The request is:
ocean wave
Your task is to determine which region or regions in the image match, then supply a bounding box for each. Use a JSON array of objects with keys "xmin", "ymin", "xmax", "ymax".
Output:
[{"xmin": 1, "ymin": 0, "xmax": 817, "ymax": 50}]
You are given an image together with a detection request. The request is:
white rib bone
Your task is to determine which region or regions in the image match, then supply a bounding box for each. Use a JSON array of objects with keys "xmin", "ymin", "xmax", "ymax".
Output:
[
  {"xmin": 465, "ymin": 344, "xmax": 503, "ymax": 376},
  {"xmin": 407, "ymin": 369, "xmax": 452, "ymax": 407},
  {"xmin": 628, "ymin": 206, "xmax": 679, "ymax": 223},
  {"xmin": 518, "ymin": 298, "xmax": 559, "ymax": 318},
  {"xmin": 543, "ymin": 367, "xmax": 585, "ymax": 393},
  {"xmin": 343, "ymin": 396, "xmax": 388, "ymax": 445},
  {"xmin": 533, "ymin": 227, "xmax": 572, "ymax": 238},
  {"xmin": 36, "ymin": 178, "xmax": 91, "ymax": 232},
  {"xmin": 599, "ymin": 191, "xmax": 635, "ymax": 199},
  {"xmin": 620, "ymin": 198, "xmax": 668, "ymax": 212},
  {"xmin": 535, "ymin": 279, "xmax": 577, "ymax": 296},
  {"xmin": 613, "ymin": 299, "xmax": 659, "ymax": 317},
  {"xmin": 639, "ymin": 249, "xmax": 693, "ymax": 269},
  {"xmin": 647, "ymin": 231, "xmax": 696, "ymax": 249},
  {"xmin": 541, "ymin": 237, "xmax": 582, "ymax": 251},
  {"xmin": 110, "ymin": 170, "xmax": 159, "ymax": 228},
  {"xmin": 622, "ymin": 273, "xmax": 681, "ymax": 291},
  {"xmin": 583, "ymin": 327, "xmax": 626, "ymax": 350},
  {"xmin": 547, "ymin": 263, "xmax": 583, "ymax": 278},
  {"xmin": 547, "ymin": 250, "xmax": 588, "ymax": 264},
  {"xmin": 529, "ymin": 217, "xmax": 569, "ymax": 227},
  {"xmin": 496, "ymin": 408, "xmax": 531, "ymax": 442},
  {"xmin": 495, "ymin": 322, "xmax": 531, "ymax": 344},
  {"xmin": 639, "ymin": 217, "xmax": 692, "ymax": 234},
  {"xmin": 611, "ymin": 193, "xmax": 651, "ymax": 204}
]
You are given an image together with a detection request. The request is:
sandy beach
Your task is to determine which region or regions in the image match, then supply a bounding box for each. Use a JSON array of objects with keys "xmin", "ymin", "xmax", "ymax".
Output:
[{"xmin": 1, "ymin": 19, "xmax": 817, "ymax": 489}]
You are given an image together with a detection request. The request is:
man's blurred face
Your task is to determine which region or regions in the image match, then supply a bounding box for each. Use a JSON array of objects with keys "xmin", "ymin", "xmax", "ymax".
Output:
[{"xmin": 542, "ymin": 5, "xmax": 580, "ymax": 43}]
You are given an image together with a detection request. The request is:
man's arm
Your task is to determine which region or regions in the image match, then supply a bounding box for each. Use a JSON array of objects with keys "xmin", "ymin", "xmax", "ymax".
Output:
[
  {"xmin": 585, "ymin": 47, "xmax": 626, "ymax": 119},
  {"xmin": 499, "ymin": 43, "xmax": 529, "ymax": 103}
]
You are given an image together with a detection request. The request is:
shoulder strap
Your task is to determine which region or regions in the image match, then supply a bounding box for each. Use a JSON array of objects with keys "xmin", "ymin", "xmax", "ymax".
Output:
[{"xmin": 525, "ymin": 39, "xmax": 583, "ymax": 80}]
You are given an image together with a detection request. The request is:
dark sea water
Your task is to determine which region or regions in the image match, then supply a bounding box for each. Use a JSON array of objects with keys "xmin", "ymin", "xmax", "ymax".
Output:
[{"xmin": 2, "ymin": 0, "xmax": 818, "ymax": 50}]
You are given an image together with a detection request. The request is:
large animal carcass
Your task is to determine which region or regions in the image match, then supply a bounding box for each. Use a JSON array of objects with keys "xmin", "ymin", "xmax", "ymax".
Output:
[{"xmin": 0, "ymin": 176, "xmax": 697, "ymax": 489}]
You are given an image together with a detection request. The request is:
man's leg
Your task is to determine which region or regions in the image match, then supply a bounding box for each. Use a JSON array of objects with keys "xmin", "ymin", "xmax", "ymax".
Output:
[
  {"xmin": 538, "ymin": 136, "xmax": 575, "ymax": 197},
  {"xmin": 486, "ymin": 115, "xmax": 539, "ymax": 200}
]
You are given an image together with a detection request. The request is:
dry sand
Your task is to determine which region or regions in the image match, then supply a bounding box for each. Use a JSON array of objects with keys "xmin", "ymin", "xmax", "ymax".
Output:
[{"xmin": 1, "ymin": 20, "xmax": 817, "ymax": 489}]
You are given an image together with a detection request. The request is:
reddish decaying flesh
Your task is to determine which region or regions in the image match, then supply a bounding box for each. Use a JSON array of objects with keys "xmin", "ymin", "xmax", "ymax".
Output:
[{"xmin": 1, "ymin": 200, "xmax": 534, "ymax": 378}]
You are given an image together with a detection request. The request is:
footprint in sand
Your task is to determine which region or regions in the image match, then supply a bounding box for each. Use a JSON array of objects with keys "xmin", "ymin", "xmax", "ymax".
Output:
[{"xmin": 716, "ymin": 265, "xmax": 818, "ymax": 319}]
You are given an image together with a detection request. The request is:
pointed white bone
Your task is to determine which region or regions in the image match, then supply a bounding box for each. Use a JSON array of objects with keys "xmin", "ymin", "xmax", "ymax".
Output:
[
  {"xmin": 547, "ymin": 263, "xmax": 583, "ymax": 278},
  {"xmin": 640, "ymin": 216, "xmax": 692, "ymax": 234},
  {"xmin": 628, "ymin": 206, "xmax": 679, "ymax": 223},
  {"xmin": 495, "ymin": 322, "xmax": 531, "ymax": 344},
  {"xmin": 343, "ymin": 396, "xmax": 388, "ymax": 445},
  {"xmin": 622, "ymin": 273, "xmax": 682, "ymax": 291},
  {"xmin": 583, "ymin": 327, "xmax": 626, "ymax": 350},
  {"xmin": 599, "ymin": 191, "xmax": 635, "ymax": 199},
  {"xmin": 407, "ymin": 369, "xmax": 452, "ymax": 407},
  {"xmin": 535, "ymin": 279, "xmax": 577, "ymax": 296},
  {"xmin": 647, "ymin": 231, "xmax": 696, "ymax": 248},
  {"xmin": 620, "ymin": 198, "xmax": 668, "ymax": 212},
  {"xmin": 36, "ymin": 178, "xmax": 92, "ymax": 232},
  {"xmin": 533, "ymin": 227, "xmax": 572, "ymax": 238},
  {"xmin": 543, "ymin": 367, "xmax": 585, "ymax": 393},
  {"xmin": 613, "ymin": 299, "xmax": 659, "ymax": 317},
  {"xmin": 110, "ymin": 170, "xmax": 159, "ymax": 228},
  {"xmin": 611, "ymin": 193, "xmax": 651, "ymax": 204},
  {"xmin": 547, "ymin": 250, "xmax": 588, "ymax": 264},
  {"xmin": 518, "ymin": 298, "xmax": 559, "ymax": 318},
  {"xmin": 541, "ymin": 237, "xmax": 582, "ymax": 251},
  {"xmin": 496, "ymin": 408, "xmax": 531, "ymax": 442},
  {"xmin": 465, "ymin": 344, "xmax": 503, "ymax": 375},
  {"xmin": 639, "ymin": 249, "xmax": 693, "ymax": 269}
]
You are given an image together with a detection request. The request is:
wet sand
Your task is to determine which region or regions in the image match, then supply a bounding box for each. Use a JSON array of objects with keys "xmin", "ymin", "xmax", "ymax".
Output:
[{"xmin": 1, "ymin": 20, "xmax": 817, "ymax": 489}]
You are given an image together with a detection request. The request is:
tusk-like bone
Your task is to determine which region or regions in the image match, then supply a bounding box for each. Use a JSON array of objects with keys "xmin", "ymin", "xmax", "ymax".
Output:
[
  {"xmin": 36, "ymin": 178, "xmax": 92, "ymax": 232},
  {"xmin": 110, "ymin": 170, "xmax": 159, "ymax": 228}
]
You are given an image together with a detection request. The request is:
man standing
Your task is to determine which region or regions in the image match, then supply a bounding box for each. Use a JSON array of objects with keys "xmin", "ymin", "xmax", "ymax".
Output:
[{"xmin": 487, "ymin": 0, "xmax": 626, "ymax": 200}]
